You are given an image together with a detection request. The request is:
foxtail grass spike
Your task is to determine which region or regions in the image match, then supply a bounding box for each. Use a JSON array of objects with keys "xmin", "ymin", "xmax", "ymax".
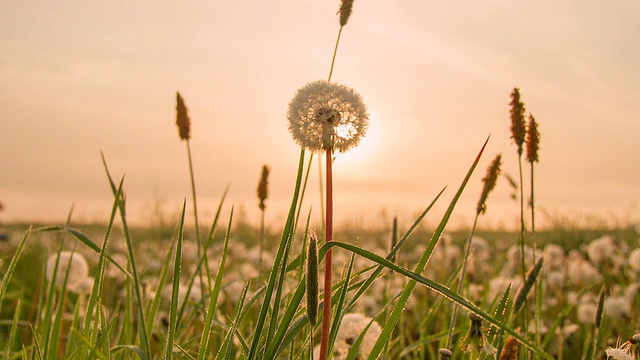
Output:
[
  {"xmin": 477, "ymin": 154, "xmax": 502, "ymax": 215},
  {"xmin": 438, "ymin": 348, "xmax": 452, "ymax": 360},
  {"xmin": 176, "ymin": 92, "xmax": 191, "ymax": 141},
  {"xmin": 595, "ymin": 286, "xmax": 605, "ymax": 328},
  {"xmin": 509, "ymin": 88, "xmax": 526, "ymax": 155},
  {"xmin": 500, "ymin": 336, "xmax": 520, "ymax": 360},
  {"xmin": 526, "ymin": 114, "xmax": 540, "ymax": 163},
  {"xmin": 306, "ymin": 231, "xmax": 319, "ymax": 326},
  {"xmin": 338, "ymin": 0, "xmax": 354, "ymax": 26},
  {"xmin": 513, "ymin": 257, "xmax": 543, "ymax": 314},
  {"xmin": 257, "ymin": 165, "xmax": 270, "ymax": 211}
]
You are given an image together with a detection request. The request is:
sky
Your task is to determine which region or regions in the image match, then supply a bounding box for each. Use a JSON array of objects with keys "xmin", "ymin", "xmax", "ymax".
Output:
[{"xmin": 1, "ymin": 1, "xmax": 639, "ymax": 231}]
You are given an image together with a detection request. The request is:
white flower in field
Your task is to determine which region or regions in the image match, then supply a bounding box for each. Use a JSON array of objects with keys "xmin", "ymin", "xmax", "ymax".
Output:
[
  {"xmin": 628, "ymin": 248, "xmax": 640, "ymax": 273},
  {"xmin": 576, "ymin": 301, "xmax": 597, "ymax": 325},
  {"xmin": 487, "ymin": 276, "xmax": 521, "ymax": 303},
  {"xmin": 545, "ymin": 270, "xmax": 565, "ymax": 291},
  {"xmin": 603, "ymin": 296, "xmax": 631, "ymax": 319},
  {"xmin": 587, "ymin": 235, "xmax": 616, "ymax": 264},
  {"xmin": 76, "ymin": 276, "xmax": 95, "ymax": 294},
  {"xmin": 624, "ymin": 283, "xmax": 640, "ymax": 302},
  {"xmin": 314, "ymin": 313, "xmax": 381, "ymax": 359},
  {"xmin": 543, "ymin": 244, "xmax": 565, "ymax": 270},
  {"xmin": 504, "ymin": 244, "xmax": 539, "ymax": 276},
  {"xmin": 605, "ymin": 334, "xmax": 640, "ymax": 360},
  {"xmin": 105, "ymin": 252, "xmax": 128, "ymax": 281},
  {"xmin": 287, "ymin": 80, "xmax": 368, "ymax": 153},
  {"xmin": 606, "ymin": 348, "xmax": 635, "ymax": 360},
  {"xmin": 567, "ymin": 258, "xmax": 602, "ymax": 287},
  {"xmin": 46, "ymin": 251, "xmax": 90, "ymax": 292}
]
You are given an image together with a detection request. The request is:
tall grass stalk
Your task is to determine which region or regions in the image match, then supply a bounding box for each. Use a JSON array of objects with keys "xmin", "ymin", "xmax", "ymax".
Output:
[
  {"xmin": 446, "ymin": 153, "xmax": 501, "ymax": 350},
  {"xmin": 247, "ymin": 148, "xmax": 306, "ymax": 360},
  {"xmin": 101, "ymin": 152, "xmax": 152, "ymax": 359},
  {"xmin": 176, "ymin": 92, "xmax": 209, "ymax": 304}
]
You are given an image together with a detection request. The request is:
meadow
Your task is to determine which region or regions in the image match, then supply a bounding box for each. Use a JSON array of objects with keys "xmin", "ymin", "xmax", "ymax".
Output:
[{"xmin": 2, "ymin": 2, "xmax": 640, "ymax": 359}]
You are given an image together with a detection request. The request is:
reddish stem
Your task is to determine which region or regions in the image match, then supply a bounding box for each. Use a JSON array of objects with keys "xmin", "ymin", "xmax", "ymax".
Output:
[{"xmin": 319, "ymin": 149, "xmax": 333, "ymax": 360}]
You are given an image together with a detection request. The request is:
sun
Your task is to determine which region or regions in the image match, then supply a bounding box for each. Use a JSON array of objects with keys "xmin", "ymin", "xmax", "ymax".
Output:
[{"xmin": 333, "ymin": 109, "xmax": 381, "ymax": 168}]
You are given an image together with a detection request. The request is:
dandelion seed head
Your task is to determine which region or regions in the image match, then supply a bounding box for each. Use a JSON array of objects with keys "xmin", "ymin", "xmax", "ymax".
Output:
[
  {"xmin": 314, "ymin": 313, "xmax": 381, "ymax": 359},
  {"xmin": 603, "ymin": 296, "xmax": 631, "ymax": 319},
  {"xmin": 587, "ymin": 235, "xmax": 617, "ymax": 265},
  {"xmin": 46, "ymin": 251, "xmax": 90, "ymax": 292},
  {"xmin": 576, "ymin": 301, "xmax": 597, "ymax": 325},
  {"xmin": 628, "ymin": 248, "xmax": 640, "ymax": 273},
  {"xmin": 605, "ymin": 347, "xmax": 635, "ymax": 360},
  {"xmin": 287, "ymin": 80, "xmax": 368, "ymax": 153}
]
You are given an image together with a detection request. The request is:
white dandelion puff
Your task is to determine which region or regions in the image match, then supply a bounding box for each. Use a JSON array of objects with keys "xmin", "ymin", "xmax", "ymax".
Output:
[
  {"xmin": 46, "ymin": 251, "xmax": 90, "ymax": 292},
  {"xmin": 287, "ymin": 80, "xmax": 368, "ymax": 153}
]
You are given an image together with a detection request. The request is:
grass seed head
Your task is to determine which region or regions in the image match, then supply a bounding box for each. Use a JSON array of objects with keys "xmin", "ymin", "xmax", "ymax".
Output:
[
  {"xmin": 499, "ymin": 336, "xmax": 520, "ymax": 360},
  {"xmin": 175, "ymin": 92, "xmax": 191, "ymax": 141},
  {"xmin": 306, "ymin": 231, "xmax": 319, "ymax": 326},
  {"xmin": 338, "ymin": 0, "xmax": 354, "ymax": 26},
  {"xmin": 257, "ymin": 165, "xmax": 270, "ymax": 211},
  {"xmin": 509, "ymin": 87, "xmax": 526, "ymax": 155},
  {"xmin": 438, "ymin": 348, "xmax": 452, "ymax": 359},
  {"xmin": 526, "ymin": 113, "xmax": 540, "ymax": 163},
  {"xmin": 287, "ymin": 80, "xmax": 368, "ymax": 153},
  {"xmin": 477, "ymin": 154, "xmax": 502, "ymax": 215}
]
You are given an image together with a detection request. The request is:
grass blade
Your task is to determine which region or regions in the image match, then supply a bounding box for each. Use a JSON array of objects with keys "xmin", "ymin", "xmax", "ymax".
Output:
[{"xmin": 164, "ymin": 200, "xmax": 187, "ymax": 360}]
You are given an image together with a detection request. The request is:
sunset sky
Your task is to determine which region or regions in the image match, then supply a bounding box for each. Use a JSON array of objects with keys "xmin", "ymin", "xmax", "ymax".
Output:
[{"xmin": 1, "ymin": 1, "xmax": 639, "ymax": 230}]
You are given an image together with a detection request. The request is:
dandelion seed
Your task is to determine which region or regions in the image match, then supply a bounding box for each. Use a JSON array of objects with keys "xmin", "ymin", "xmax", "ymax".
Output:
[
  {"xmin": 526, "ymin": 114, "xmax": 540, "ymax": 163},
  {"xmin": 46, "ymin": 251, "xmax": 90, "ymax": 292},
  {"xmin": 338, "ymin": 0, "xmax": 354, "ymax": 26},
  {"xmin": 509, "ymin": 87, "xmax": 526, "ymax": 155},
  {"xmin": 175, "ymin": 92, "xmax": 191, "ymax": 141},
  {"xmin": 287, "ymin": 80, "xmax": 368, "ymax": 153}
]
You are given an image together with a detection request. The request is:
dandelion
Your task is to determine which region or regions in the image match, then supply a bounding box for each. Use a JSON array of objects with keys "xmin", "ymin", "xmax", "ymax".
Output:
[
  {"xmin": 587, "ymin": 235, "xmax": 617, "ymax": 265},
  {"xmin": 460, "ymin": 312, "xmax": 497, "ymax": 355},
  {"xmin": 46, "ymin": 251, "xmax": 90, "ymax": 292},
  {"xmin": 576, "ymin": 301, "xmax": 597, "ymax": 325},
  {"xmin": 313, "ymin": 313, "xmax": 381, "ymax": 360},
  {"xmin": 605, "ymin": 334, "xmax": 640, "ymax": 360},
  {"xmin": 288, "ymin": 80, "xmax": 369, "ymax": 360},
  {"xmin": 603, "ymin": 296, "xmax": 631, "ymax": 319},
  {"xmin": 287, "ymin": 80, "xmax": 368, "ymax": 153}
]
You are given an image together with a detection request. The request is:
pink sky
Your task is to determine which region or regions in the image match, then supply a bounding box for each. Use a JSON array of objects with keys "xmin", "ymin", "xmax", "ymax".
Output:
[{"xmin": 1, "ymin": 1, "xmax": 639, "ymax": 230}]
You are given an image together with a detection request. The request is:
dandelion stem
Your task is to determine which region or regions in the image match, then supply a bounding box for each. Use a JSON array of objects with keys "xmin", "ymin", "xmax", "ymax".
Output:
[{"xmin": 319, "ymin": 149, "xmax": 334, "ymax": 360}]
